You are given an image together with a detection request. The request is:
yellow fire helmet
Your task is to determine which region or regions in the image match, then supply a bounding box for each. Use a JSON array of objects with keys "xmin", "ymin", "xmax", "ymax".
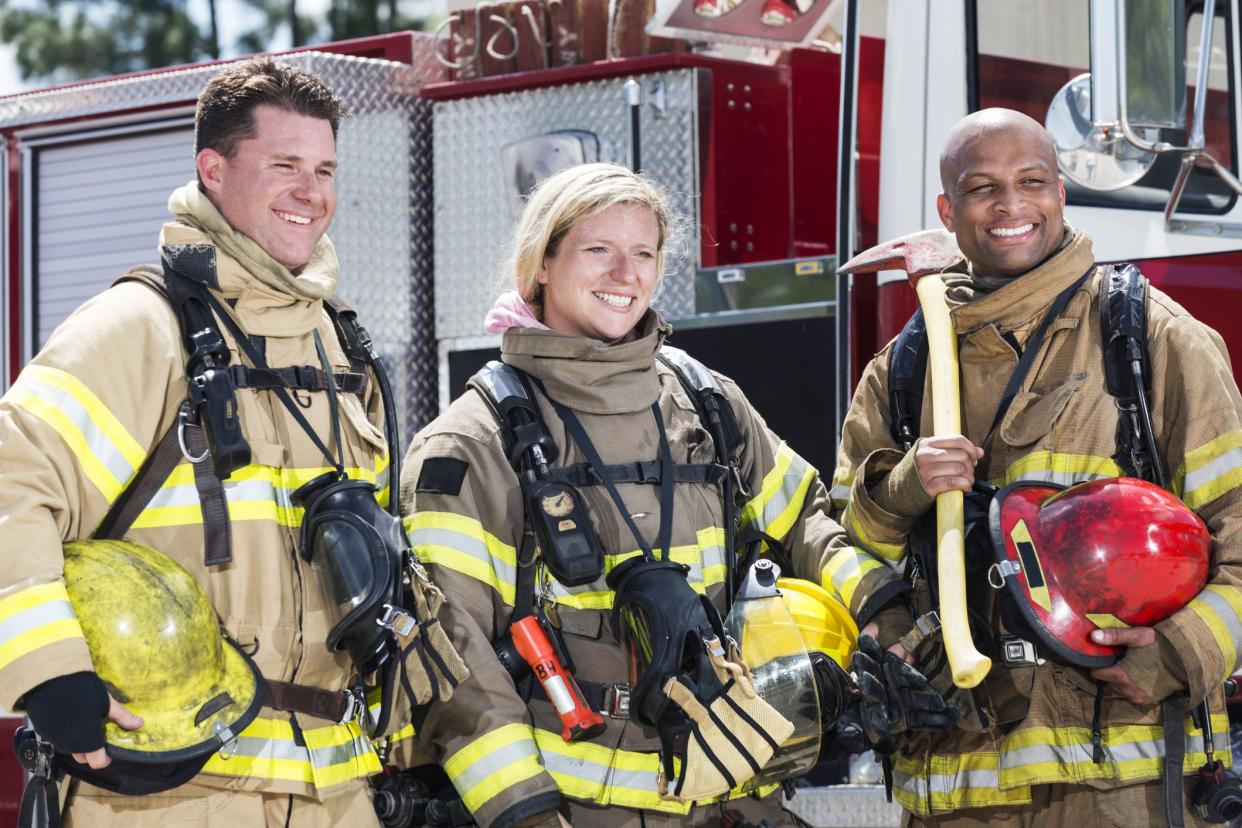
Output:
[
  {"xmin": 59, "ymin": 540, "xmax": 263, "ymax": 793},
  {"xmin": 776, "ymin": 577, "xmax": 858, "ymax": 670}
]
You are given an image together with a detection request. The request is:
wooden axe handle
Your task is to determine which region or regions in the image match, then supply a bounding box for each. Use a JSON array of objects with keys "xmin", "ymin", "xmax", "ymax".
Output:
[{"xmin": 915, "ymin": 274, "xmax": 991, "ymax": 689}]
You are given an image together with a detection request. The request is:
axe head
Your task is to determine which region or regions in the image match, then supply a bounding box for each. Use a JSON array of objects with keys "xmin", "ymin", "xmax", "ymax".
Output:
[{"xmin": 839, "ymin": 229, "xmax": 962, "ymax": 283}]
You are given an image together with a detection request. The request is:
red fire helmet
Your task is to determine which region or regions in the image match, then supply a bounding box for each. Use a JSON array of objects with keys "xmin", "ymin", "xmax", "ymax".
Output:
[{"xmin": 989, "ymin": 477, "xmax": 1210, "ymax": 667}]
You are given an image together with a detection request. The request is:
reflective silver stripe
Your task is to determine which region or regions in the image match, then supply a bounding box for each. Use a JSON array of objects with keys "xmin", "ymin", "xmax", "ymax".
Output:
[
  {"xmin": 21, "ymin": 374, "xmax": 136, "ymax": 486},
  {"xmin": 451, "ymin": 738, "xmax": 541, "ymax": 793},
  {"xmin": 751, "ymin": 455, "xmax": 812, "ymax": 535},
  {"xmin": 1184, "ymin": 445, "xmax": 1242, "ymax": 500},
  {"xmin": 1010, "ymin": 468, "xmax": 1112, "ymax": 487},
  {"xmin": 310, "ymin": 739, "xmax": 362, "ymax": 769},
  {"xmin": 0, "ymin": 599, "xmax": 76, "ymax": 646},
  {"xmin": 891, "ymin": 766, "xmax": 926, "ymax": 799},
  {"xmin": 929, "ymin": 766, "xmax": 1000, "ymax": 795},
  {"xmin": 145, "ymin": 477, "xmax": 291, "ymax": 510},
  {"xmin": 1197, "ymin": 589, "xmax": 1242, "ymax": 671},
  {"xmin": 540, "ymin": 747, "xmax": 657, "ymax": 794},
  {"xmin": 828, "ymin": 483, "xmax": 851, "ymax": 503},
  {"xmin": 229, "ymin": 735, "xmax": 308, "ymax": 763},
  {"xmin": 408, "ymin": 526, "xmax": 517, "ymax": 585}
]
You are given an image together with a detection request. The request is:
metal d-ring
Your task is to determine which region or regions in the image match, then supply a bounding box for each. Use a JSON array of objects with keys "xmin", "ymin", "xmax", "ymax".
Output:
[{"xmin": 178, "ymin": 415, "xmax": 210, "ymax": 464}]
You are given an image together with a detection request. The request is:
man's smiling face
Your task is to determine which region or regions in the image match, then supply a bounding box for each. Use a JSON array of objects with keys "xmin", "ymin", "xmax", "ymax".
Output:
[
  {"xmin": 937, "ymin": 111, "xmax": 1067, "ymax": 278},
  {"xmin": 196, "ymin": 104, "xmax": 337, "ymax": 270}
]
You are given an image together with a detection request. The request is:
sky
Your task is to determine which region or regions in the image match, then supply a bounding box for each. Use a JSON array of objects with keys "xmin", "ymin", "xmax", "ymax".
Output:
[{"xmin": 0, "ymin": 0, "xmax": 444, "ymax": 96}]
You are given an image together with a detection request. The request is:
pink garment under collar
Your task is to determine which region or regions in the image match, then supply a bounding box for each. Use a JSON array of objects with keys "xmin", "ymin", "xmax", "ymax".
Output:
[{"xmin": 484, "ymin": 291, "xmax": 550, "ymax": 334}]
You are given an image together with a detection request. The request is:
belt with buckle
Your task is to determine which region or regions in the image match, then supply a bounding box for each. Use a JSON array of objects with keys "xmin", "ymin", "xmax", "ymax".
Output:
[{"xmin": 264, "ymin": 679, "xmax": 364, "ymax": 725}]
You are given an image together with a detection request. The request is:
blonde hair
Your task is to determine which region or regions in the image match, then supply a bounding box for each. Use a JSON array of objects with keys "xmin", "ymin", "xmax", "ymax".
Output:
[{"xmin": 508, "ymin": 163, "xmax": 672, "ymax": 319}]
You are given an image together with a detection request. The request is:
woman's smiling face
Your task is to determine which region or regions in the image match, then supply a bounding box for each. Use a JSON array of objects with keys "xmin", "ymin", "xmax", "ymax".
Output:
[{"xmin": 538, "ymin": 203, "xmax": 661, "ymax": 343}]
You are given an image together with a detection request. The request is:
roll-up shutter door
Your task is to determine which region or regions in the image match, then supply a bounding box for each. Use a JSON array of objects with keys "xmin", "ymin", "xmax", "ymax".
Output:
[{"xmin": 35, "ymin": 125, "xmax": 193, "ymax": 348}]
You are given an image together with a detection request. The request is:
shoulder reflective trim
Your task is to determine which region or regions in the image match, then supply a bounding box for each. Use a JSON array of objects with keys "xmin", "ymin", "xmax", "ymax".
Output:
[
  {"xmin": 8, "ymin": 366, "xmax": 148, "ymax": 502},
  {"xmin": 131, "ymin": 460, "xmax": 386, "ymax": 530},
  {"xmin": 445, "ymin": 723, "xmax": 545, "ymax": 813},
  {"xmin": 1188, "ymin": 585, "xmax": 1242, "ymax": 677},
  {"xmin": 547, "ymin": 528, "xmax": 727, "ymax": 611},
  {"xmin": 994, "ymin": 451, "xmax": 1122, "ymax": 489},
  {"xmin": 846, "ymin": 507, "xmax": 906, "ymax": 562},
  {"xmin": 1175, "ymin": 430, "xmax": 1242, "ymax": 510},
  {"xmin": 741, "ymin": 443, "xmax": 818, "ymax": 542},
  {"xmin": 0, "ymin": 582, "xmax": 85, "ymax": 671},
  {"xmin": 406, "ymin": 512, "xmax": 518, "ymax": 605},
  {"xmin": 822, "ymin": 547, "xmax": 884, "ymax": 611},
  {"xmin": 201, "ymin": 716, "xmax": 379, "ymax": 788}
]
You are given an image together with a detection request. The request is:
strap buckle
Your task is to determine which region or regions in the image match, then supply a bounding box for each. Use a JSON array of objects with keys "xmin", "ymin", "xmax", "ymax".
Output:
[
  {"xmin": 377, "ymin": 604, "xmax": 417, "ymax": 638},
  {"xmin": 1000, "ymin": 635, "xmax": 1045, "ymax": 667},
  {"xmin": 602, "ymin": 683, "xmax": 631, "ymax": 719},
  {"xmin": 338, "ymin": 688, "xmax": 366, "ymax": 726},
  {"xmin": 915, "ymin": 610, "xmax": 941, "ymax": 637}
]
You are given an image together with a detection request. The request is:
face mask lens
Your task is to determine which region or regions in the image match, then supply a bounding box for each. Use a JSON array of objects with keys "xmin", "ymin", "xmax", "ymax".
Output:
[{"xmin": 312, "ymin": 521, "xmax": 378, "ymax": 611}]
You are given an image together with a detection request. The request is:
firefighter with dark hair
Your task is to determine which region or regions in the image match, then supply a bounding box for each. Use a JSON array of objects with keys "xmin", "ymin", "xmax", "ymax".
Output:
[
  {"xmin": 832, "ymin": 107, "xmax": 1242, "ymax": 826},
  {"xmin": 0, "ymin": 58, "xmax": 464, "ymax": 826},
  {"xmin": 395, "ymin": 162, "xmax": 954, "ymax": 828}
]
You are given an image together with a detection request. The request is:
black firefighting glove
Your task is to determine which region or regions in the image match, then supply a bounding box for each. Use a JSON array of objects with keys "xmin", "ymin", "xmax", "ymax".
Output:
[
  {"xmin": 22, "ymin": 671, "xmax": 109, "ymax": 754},
  {"xmin": 836, "ymin": 635, "xmax": 957, "ymax": 756}
]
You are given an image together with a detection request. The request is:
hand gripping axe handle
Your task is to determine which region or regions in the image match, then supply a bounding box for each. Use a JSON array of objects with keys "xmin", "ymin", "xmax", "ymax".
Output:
[{"xmin": 840, "ymin": 230, "xmax": 991, "ymax": 688}]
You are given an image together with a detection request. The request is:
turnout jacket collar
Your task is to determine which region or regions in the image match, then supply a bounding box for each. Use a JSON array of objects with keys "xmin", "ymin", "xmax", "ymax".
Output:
[
  {"xmin": 501, "ymin": 311, "xmax": 671, "ymax": 414},
  {"xmin": 165, "ymin": 182, "xmax": 338, "ymax": 337},
  {"xmin": 945, "ymin": 228, "xmax": 1096, "ymax": 336}
]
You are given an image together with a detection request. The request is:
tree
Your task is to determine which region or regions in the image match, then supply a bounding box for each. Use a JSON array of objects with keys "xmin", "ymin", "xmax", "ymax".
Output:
[{"xmin": 0, "ymin": 0, "xmax": 214, "ymax": 82}]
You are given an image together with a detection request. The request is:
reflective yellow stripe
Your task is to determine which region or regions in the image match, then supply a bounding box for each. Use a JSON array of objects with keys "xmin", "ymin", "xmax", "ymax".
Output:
[
  {"xmin": 201, "ymin": 716, "xmax": 379, "ymax": 787},
  {"xmin": 822, "ymin": 546, "xmax": 884, "ymax": 610},
  {"xmin": 994, "ymin": 451, "xmax": 1122, "ymax": 488},
  {"xmin": 0, "ymin": 583, "xmax": 86, "ymax": 671},
  {"xmin": 892, "ymin": 714, "xmax": 1232, "ymax": 817},
  {"xmin": 1175, "ymin": 430, "xmax": 1242, "ymax": 510},
  {"xmin": 445, "ymin": 723, "xmax": 545, "ymax": 813},
  {"xmin": 533, "ymin": 729, "xmax": 780, "ymax": 813},
  {"xmin": 132, "ymin": 460, "xmax": 387, "ymax": 530},
  {"xmin": 740, "ymin": 443, "xmax": 818, "ymax": 543},
  {"xmin": 1189, "ymin": 585, "xmax": 1242, "ymax": 676},
  {"xmin": 551, "ymin": 528, "xmax": 727, "ymax": 611},
  {"xmin": 846, "ymin": 506, "xmax": 906, "ymax": 562},
  {"xmin": 8, "ymin": 366, "xmax": 147, "ymax": 501},
  {"xmin": 406, "ymin": 512, "xmax": 518, "ymax": 605}
]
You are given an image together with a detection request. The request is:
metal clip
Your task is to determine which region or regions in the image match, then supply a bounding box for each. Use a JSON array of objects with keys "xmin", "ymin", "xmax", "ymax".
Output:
[
  {"xmin": 177, "ymin": 405, "xmax": 210, "ymax": 464},
  {"xmin": 603, "ymin": 683, "xmax": 631, "ymax": 718},
  {"xmin": 338, "ymin": 689, "xmax": 364, "ymax": 726},
  {"xmin": 988, "ymin": 559, "xmax": 1022, "ymax": 589},
  {"xmin": 213, "ymin": 721, "xmax": 238, "ymax": 760},
  {"xmin": 915, "ymin": 610, "xmax": 941, "ymax": 637},
  {"xmin": 1000, "ymin": 635, "xmax": 1044, "ymax": 667},
  {"xmin": 377, "ymin": 604, "xmax": 417, "ymax": 638}
]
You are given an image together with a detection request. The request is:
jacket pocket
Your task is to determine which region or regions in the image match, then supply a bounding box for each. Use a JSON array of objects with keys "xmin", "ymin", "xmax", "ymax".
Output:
[{"xmin": 999, "ymin": 372, "xmax": 1086, "ymax": 448}]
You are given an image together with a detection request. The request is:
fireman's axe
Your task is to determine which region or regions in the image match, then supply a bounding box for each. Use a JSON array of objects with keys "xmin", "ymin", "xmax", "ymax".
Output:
[{"xmin": 840, "ymin": 229, "xmax": 992, "ymax": 689}]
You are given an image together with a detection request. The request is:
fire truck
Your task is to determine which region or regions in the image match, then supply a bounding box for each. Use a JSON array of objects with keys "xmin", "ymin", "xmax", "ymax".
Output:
[{"xmin": 1, "ymin": 1, "xmax": 1240, "ymax": 825}]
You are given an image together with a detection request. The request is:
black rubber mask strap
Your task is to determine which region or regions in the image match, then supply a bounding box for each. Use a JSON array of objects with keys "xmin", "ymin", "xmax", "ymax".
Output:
[{"xmin": 534, "ymin": 379, "xmax": 674, "ymax": 561}]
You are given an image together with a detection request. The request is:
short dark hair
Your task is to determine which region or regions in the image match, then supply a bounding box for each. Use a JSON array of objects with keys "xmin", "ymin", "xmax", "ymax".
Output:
[{"xmin": 195, "ymin": 58, "xmax": 345, "ymax": 158}]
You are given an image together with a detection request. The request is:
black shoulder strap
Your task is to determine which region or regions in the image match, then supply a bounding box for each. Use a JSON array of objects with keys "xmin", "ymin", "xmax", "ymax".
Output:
[
  {"xmin": 1099, "ymin": 263, "xmax": 1157, "ymax": 481},
  {"xmin": 657, "ymin": 345, "xmax": 744, "ymax": 465},
  {"xmin": 656, "ymin": 345, "xmax": 747, "ymax": 608},
  {"xmin": 888, "ymin": 310, "xmax": 929, "ymax": 451},
  {"xmin": 98, "ymin": 264, "xmax": 234, "ymax": 566},
  {"xmin": 469, "ymin": 361, "xmax": 555, "ymax": 624}
]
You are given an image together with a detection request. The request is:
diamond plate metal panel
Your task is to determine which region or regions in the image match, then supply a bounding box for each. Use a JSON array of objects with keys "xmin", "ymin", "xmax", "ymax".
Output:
[
  {"xmin": 0, "ymin": 42, "xmax": 447, "ymax": 442},
  {"xmin": 433, "ymin": 69, "xmax": 700, "ymax": 341},
  {"xmin": 783, "ymin": 785, "xmax": 903, "ymax": 827}
]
